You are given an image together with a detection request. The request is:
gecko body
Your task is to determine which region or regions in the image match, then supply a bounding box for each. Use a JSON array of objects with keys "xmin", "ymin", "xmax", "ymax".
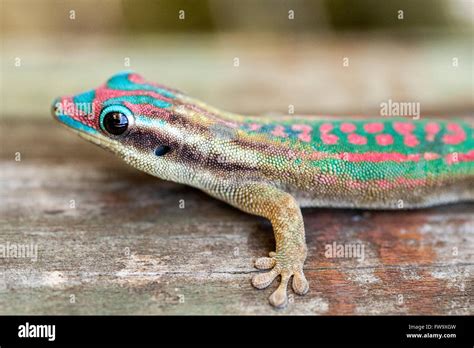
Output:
[{"xmin": 53, "ymin": 72, "xmax": 474, "ymax": 307}]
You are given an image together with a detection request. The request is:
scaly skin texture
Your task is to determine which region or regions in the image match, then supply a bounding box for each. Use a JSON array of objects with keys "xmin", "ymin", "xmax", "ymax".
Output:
[{"xmin": 52, "ymin": 72, "xmax": 474, "ymax": 308}]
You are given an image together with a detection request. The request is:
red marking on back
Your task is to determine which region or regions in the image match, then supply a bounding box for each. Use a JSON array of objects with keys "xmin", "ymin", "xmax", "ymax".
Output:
[
  {"xmin": 309, "ymin": 152, "xmax": 332, "ymax": 161},
  {"xmin": 340, "ymin": 123, "xmax": 356, "ymax": 133},
  {"xmin": 375, "ymin": 134, "xmax": 394, "ymax": 146},
  {"xmin": 425, "ymin": 122, "xmax": 440, "ymax": 141},
  {"xmin": 424, "ymin": 152, "xmax": 440, "ymax": 160},
  {"xmin": 292, "ymin": 124, "xmax": 312, "ymax": 142},
  {"xmin": 363, "ymin": 123, "xmax": 384, "ymax": 133},
  {"xmin": 445, "ymin": 150, "xmax": 474, "ymax": 165},
  {"xmin": 292, "ymin": 124, "xmax": 312, "ymax": 132},
  {"xmin": 319, "ymin": 123, "xmax": 333, "ymax": 133},
  {"xmin": 303, "ymin": 148, "xmax": 444, "ymax": 164},
  {"xmin": 322, "ymin": 133, "xmax": 339, "ymax": 145},
  {"xmin": 271, "ymin": 125, "xmax": 288, "ymax": 138},
  {"xmin": 249, "ymin": 123, "xmax": 262, "ymax": 131},
  {"xmin": 339, "ymin": 152, "xmax": 421, "ymax": 163},
  {"xmin": 348, "ymin": 133, "xmax": 367, "ymax": 145},
  {"xmin": 442, "ymin": 123, "xmax": 466, "ymax": 145},
  {"xmin": 393, "ymin": 122, "xmax": 415, "ymax": 135},
  {"xmin": 403, "ymin": 134, "xmax": 419, "ymax": 147}
]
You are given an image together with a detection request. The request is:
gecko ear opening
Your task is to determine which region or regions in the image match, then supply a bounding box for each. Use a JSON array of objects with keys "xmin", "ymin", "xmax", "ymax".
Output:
[{"xmin": 154, "ymin": 145, "xmax": 171, "ymax": 157}]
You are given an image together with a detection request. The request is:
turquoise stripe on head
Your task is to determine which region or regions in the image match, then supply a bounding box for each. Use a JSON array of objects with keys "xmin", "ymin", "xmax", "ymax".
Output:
[
  {"xmin": 104, "ymin": 95, "xmax": 172, "ymax": 109},
  {"xmin": 73, "ymin": 89, "xmax": 95, "ymax": 104},
  {"xmin": 106, "ymin": 72, "xmax": 175, "ymax": 99},
  {"xmin": 135, "ymin": 115, "xmax": 167, "ymax": 127},
  {"xmin": 73, "ymin": 89, "xmax": 96, "ymax": 115}
]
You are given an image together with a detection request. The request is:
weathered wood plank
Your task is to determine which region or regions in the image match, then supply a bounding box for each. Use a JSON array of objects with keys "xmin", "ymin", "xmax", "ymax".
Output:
[{"xmin": 0, "ymin": 119, "xmax": 472, "ymax": 314}]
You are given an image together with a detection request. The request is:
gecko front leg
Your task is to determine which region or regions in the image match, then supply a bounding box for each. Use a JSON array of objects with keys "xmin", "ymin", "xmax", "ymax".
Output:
[{"xmin": 205, "ymin": 182, "xmax": 309, "ymax": 308}]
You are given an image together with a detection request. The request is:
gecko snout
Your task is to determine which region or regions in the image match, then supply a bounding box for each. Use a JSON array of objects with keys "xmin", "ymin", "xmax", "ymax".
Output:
[{"xmin": 51, "ymin": 97, "xmax": 62, "ymax": 119}]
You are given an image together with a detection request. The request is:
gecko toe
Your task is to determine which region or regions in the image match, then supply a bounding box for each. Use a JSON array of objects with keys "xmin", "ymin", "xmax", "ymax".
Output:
[
  {"xmin": 252, "ymin": 250, "xmax": 308, "ymax": 307},
  {"xmin": 292, "ymin": 269, "xmax": 309, "ymax": 295},
  {"xmin": 255, "ymin": 257, "xmax": 275, "ymax": 270},
  {"xmin": 251, "ymin": 268, "xmax": 279, "ymax": 289},
  {"xmin": 268, "ymin": 272, "xmax": 290, "ymax": 308}
]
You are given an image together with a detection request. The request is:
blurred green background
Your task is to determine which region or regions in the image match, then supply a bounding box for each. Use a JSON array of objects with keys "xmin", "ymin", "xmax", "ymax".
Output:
[
  {"xmin": 1, "ymin": 0, "xmax": 466, "ymax": 33},
  {"xmin": 1, "ymin": 0, "xmax": 473, "ymax": 117}
]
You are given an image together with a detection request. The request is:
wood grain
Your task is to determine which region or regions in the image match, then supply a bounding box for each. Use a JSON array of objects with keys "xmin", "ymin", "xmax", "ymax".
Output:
[{"xmin": 0, "ymin": 119, "xmax": 472, "ymax": 314}]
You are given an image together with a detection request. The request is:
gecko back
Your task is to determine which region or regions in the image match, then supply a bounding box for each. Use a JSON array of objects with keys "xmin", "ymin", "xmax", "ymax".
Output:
[{"xmin": 236, "ymin": 117, "xmax": 474, "ymax": 208}]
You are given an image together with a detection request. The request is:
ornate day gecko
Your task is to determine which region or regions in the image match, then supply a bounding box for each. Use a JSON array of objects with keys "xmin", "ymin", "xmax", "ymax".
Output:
[{"xmin": 52, "ymin": 72, "xmax": 474, "ymax": 308}]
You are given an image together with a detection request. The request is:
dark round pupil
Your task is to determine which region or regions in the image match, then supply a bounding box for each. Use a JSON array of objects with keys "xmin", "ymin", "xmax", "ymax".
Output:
[{"xmin": 103, "ymin": 112, "xmax": 129, "ymax": 135}]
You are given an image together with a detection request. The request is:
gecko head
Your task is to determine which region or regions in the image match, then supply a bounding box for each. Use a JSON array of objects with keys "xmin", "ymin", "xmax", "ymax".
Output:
[{"xmin": 51, "ymin": 71, "xmax": 213, "ymax": 181}]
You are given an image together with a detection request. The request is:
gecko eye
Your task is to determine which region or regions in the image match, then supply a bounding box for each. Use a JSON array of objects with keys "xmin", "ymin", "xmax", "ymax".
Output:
[
  {"xmin": 103, "ymin": 112, "xmax": 128, "ymax": 135},
  {"xmin": 100, "ymin": 105, "xmax": 134, "ymax": 137}
]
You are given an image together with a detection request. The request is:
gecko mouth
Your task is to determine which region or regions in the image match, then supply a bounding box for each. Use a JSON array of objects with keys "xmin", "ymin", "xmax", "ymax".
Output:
[
  {"xmin": 54, "ymin": 118, "xmax": 115, "ymax": 150},
  {"xmin": 53, "ymin": 114, "xmax": 117, "ymax": 153},
  {"xmin": 77, "ymin": 131, "xmax": 117, "ymax": 150}
]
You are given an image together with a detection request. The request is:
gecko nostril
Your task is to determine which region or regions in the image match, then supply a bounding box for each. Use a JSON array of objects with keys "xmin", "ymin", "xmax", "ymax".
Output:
[{"xmin": 51, "ymin": 97, "xmax": 61, "ymax": 117}]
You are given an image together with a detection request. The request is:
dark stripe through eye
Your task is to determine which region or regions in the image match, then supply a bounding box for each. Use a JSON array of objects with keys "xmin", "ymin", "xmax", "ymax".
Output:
[{"xmin": 154, "ymin": 145, "xmax": 171, "ymax": 156}]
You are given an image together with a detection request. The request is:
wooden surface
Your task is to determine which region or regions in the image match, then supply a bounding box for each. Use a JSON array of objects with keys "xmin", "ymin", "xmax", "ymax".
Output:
[{"xmin": 0, "ymin": 118, "xmax": 472, "ymax": 315}]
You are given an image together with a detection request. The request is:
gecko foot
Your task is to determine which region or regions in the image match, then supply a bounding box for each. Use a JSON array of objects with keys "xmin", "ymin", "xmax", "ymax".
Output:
[{"xmin": 252, "ymin": 251, "xmax": 309, "ymax": 308}]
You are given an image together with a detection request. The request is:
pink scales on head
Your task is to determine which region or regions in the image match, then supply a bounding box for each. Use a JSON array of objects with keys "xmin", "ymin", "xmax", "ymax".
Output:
[
  {"xmin": 61, "ymin": 96, "xmax": 96, "ymax": 128},
  {"xmin": 129, "ymin": 73, "xmax": 146, "ymax": 84},
  {"xmin": 128, "ymin": 73, "xmax": 180, "ymax": 95}
]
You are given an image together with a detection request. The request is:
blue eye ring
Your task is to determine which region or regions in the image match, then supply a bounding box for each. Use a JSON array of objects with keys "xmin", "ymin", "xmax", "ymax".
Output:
[{"xmin": 99, "ymin": 105, "xmax": 135, "ymax": 137}]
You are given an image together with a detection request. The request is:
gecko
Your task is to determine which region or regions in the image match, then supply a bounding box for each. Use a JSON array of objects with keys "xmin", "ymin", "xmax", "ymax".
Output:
[{"xmin": 52, "ymin": 72, "xmax": 474, "ymax": 308}]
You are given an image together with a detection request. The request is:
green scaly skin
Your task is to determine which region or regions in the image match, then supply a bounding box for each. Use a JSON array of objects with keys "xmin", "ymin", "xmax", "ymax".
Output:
[{"xmin": 52, "ymin": 72, "xmax": 474, "ymax": 308}]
